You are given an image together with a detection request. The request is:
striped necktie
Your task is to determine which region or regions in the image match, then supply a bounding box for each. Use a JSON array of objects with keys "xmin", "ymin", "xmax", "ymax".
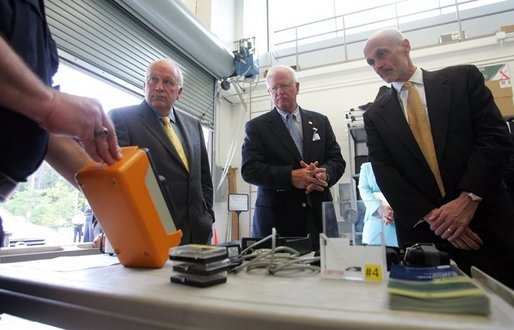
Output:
[
  {"xmin": 286, "ymin": 113, "xmax": 303, "ymax": 157},
  {"xmin": 160, "ymin": 116, "xmax": 189, "ymax": 171},
  {"xmin": 404, "ymin": 81, "xmax": 445, "ymax": 196}
]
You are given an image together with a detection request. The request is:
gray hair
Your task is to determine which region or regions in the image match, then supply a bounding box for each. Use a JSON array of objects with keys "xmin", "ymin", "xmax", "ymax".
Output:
[
  {"xmin": 146, "ymin": 59, "xmax": 184, "ymax": 87},
  {"xmin": 266, "ymin": 65, "xmax": 298, "ymax": 86}
]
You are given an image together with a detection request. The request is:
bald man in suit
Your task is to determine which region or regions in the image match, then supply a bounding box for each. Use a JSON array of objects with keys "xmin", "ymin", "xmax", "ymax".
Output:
[
  {"xmin": 109, "ymin": 59, "xmax": 214, "ymax": 245},
  {"xmin": 363, "ymin": 28, "xmax": 514, "ymax": 288}
]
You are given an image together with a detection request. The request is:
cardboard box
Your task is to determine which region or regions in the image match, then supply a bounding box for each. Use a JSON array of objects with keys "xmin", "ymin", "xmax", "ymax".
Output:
[
  {"xmin": 485, "ymin": 80, "xmax": 514, "ymax": 117},
  {"xmin": 495, "ymin": 98, "xmax": 514, "ymax": 117},
  {"xmin": 486, "ymin": 79, "xmax": 512, "ymax": 97},
  {"xmin": 500, "ymin": 25, "xmax": 514, "ymax": 33}
]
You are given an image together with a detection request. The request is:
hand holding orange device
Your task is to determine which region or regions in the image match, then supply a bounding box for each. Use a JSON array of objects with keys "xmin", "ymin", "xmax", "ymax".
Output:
[{"xmin": 76, "ymin": 146, "xmax": 182, "ymax": 268}]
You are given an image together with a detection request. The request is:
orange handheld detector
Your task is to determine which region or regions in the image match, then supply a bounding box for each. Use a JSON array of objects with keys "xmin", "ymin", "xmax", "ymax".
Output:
[{"xmin": 75, "ymin": 146, "xmax": 182, "ymax": 268}]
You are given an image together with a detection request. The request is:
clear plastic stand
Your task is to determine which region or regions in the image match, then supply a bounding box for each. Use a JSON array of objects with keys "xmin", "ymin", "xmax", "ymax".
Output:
[{"xmin": 320, "ymin": 200, "xmax": 387, "ymax": 282}]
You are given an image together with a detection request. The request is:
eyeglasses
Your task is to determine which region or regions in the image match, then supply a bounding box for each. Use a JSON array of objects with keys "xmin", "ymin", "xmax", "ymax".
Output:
[
  {"xmin": 147, "ymin": 76, "xmax": 178, "ymax": 89},
  {"xmin": 269, "ymin": 83, "xmax": 294, "ymax": 93}
]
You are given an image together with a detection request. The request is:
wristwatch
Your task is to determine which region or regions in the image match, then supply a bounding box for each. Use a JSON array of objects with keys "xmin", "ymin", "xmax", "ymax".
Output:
[{"xmin": 466, "ymin": 192, "xmax": 483, "ymax": 203}]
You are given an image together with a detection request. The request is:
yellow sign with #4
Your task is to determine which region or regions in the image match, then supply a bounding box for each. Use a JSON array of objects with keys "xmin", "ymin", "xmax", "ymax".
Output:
[{"xmin": 364, "ymin": 264, "xmax": 383, "ymax": 281}]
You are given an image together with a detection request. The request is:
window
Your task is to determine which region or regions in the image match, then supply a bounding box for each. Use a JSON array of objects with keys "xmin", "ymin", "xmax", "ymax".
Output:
[
  {"xmin": 2, "ymin": 63, "xmax": 213, "ymax": 248},
  {"xmin": 243, "ymin": 0, "xmax": 507, "ymax": 54},
  {"xmin": 53, "ymin": 64, "xmax": 142, "ymax": 111},
  {"xmin": 2, "ymin": 64, "xmax": 140, "ymax": 247}
]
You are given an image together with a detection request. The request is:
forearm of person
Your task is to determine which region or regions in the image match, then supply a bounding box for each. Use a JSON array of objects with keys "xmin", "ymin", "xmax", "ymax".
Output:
[
  {"xmin": 357, "ymin": 171, "xmax": 375, "ymax": 202},
  {"xmin": 0, "ymin": 37, "xmax": 54, "ymax": 124},
  {"xmin": 321, "ymin": 156, "xmax": 346, "ymax": 187},
  {"xmin": 241, "ymin": 134, "xmax": 293, "ymax": 189},
  {"xmin": 321, "ymin": 121, "xmax": 346, "ymax": 185},
  {"xmin": 426, "ymin": 192, "xmax": 478, "ymax": 235},
  {"xmin": 358, "ymin": 181, "xmax": 381, "ymax": 214},
  {"xmin": 45, "ymin": 135, "xmax": 92, "ymax": 189},
  {"xmin": 1, "ymin": 38, "xmax": 121, "ymax": 165},
  {"xmin": 243, "ymin": 160, "xmax": 293, "ymax": 189}
]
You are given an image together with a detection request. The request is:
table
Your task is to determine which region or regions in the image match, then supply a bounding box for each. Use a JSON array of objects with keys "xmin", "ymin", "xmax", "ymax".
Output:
[{"xmin": 0, "ymin": 254, "xmax": 513, "ymax": 330}]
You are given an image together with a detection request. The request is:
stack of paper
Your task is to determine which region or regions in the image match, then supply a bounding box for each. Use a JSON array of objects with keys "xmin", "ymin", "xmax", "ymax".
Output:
[{"xmin": 388, "ymin": 264, "xmax": 490, "ymax": 315}]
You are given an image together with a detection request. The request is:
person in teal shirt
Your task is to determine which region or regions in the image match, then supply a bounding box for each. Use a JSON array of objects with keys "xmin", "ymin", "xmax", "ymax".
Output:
[{"xmin": 358, "ymin": 162, "xmax": 398, "ymax": 247}]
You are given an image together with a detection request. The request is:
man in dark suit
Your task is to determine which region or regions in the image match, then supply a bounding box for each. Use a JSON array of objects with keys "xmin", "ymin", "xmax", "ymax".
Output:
[
  {"xmin": 241, "ymin": 65, "xmax": 346, "ymax": 249},
  {"xmin": 363, "ymin": 28, "xmax": 514, "ymax": 288},
  {"xmin": 109, "ymin": 59, "xmax": 214, "ymax": 245}
]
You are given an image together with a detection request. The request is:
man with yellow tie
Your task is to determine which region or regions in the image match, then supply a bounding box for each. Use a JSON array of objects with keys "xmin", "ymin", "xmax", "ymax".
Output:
[
  {"xmin": 109, "ymin": 59, "xmax": 214, "ymax": 245},
  {"xmin": 362, "ymin": 28, "xmax": 514, "ymax": 289}
]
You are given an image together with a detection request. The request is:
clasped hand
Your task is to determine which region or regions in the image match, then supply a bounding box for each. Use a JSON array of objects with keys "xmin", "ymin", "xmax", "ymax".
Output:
[
  {"xmin": 379, "ymin": 205, "xmax": 394, "ymax": 225},
  {"xmin": 424, "ymin": 192, "xmax": 483, "ymax": 250},
  {"xmin": 291, "ymin": 161, "xmax": 328, "ymax": 193}
]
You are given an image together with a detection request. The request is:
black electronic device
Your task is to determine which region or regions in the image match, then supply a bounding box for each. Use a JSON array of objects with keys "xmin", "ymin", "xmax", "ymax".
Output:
[
  {"xmin": 218, "ymin": 241, "xmax": 243, "ymax": 267},
  {"xmin": 173, "ymin": 259, "xmax": 231, "ymax": 276},
  {"xmin": 170, "ymin": 244, "xmax": 229, "ymax": 288},
  {"xmin": 403, "ymin": 243, "xmax": 450, "ymax": 267},
  {"xmin": 169, "ymin": 244, "xmax": 228, "ymax": 264},
  {"xmin": 170, "ymin": 273, "xmax": 227, "ymax": 288},
  {"xmin": 385, "ymin": 247, "xmax": 401, "ymax": 270}
]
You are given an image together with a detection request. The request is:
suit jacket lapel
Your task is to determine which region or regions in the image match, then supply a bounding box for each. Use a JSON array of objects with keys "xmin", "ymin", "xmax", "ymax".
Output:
[
  {"xmin": 268, "ymin": 108, "xmax": 302, "ymax": 161},
  {"xmin": 377, "ymin": 76, "xmax": 451, "ymax": 172},
  {"xmin": 377, "ymin": 89, "xmax": 428, "ymax": 166},
  {"xmin": 138, "ymin": 102, "xmax": 185, "ymax": 168},
  {"xmin": 300, "ymin": 108, "xmax": 314, "ymax": 160},
  {"xmin": 174, "ymin": 110, "xmax": 193, "ymax": 169},
  {"xmin": 423, "ymin": 70, "xmax": 450, "ymax": 162}
]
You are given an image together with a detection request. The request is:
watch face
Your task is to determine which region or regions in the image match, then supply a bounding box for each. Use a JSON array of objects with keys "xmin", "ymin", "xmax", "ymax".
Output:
[{"xmin": 467, "ymin": 193, "xmax": 482, "ymax": 202}]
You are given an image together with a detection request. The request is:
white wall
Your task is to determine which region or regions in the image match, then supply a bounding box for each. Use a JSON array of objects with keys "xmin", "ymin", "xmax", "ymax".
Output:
[{"xmin": 180, "ymin": 0, "xmax": 238, "ymax": 51}]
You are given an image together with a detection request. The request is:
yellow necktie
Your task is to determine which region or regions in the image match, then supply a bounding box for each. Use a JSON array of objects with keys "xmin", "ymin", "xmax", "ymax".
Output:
[
  {"xmin": 404, "ymin": 81, "xmax": 445, "ymax": 196},
  {"xmin": 161, "ymin": 116, "xmax": 189, "ymax": 171}
]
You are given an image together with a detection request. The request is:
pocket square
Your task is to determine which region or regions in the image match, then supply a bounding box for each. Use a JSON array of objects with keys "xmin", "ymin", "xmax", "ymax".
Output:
[{"xmin": 312, "ymin": 126, "xmax": 320, "ymax": 141}]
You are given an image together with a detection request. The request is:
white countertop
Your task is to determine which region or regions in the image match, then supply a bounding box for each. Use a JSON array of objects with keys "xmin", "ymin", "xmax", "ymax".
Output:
[{"xmin": 0, "ymin": 254, "xmax": 512, "ymax": 330}]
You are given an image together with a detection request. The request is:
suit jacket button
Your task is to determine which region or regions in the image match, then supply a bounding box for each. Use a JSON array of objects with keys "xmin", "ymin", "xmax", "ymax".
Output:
[{"xmin": 301, "ymin": 203, "xmax": 307, "ymax": 208}]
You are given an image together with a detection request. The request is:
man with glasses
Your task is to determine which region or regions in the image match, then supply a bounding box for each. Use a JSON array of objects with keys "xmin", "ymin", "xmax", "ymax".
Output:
[
  {"xmin": 109, "ymin": 59, "xmax": 215, "ymax": 245},
  {"xmin": 241, "ymin": 65, "xmax": 345, "ymax": 250}
]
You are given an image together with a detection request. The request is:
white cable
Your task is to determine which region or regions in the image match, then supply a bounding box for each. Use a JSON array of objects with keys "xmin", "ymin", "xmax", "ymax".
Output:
[{"xmin": 231, "ymin": 228, "xmax": 320, "ymax": 275}]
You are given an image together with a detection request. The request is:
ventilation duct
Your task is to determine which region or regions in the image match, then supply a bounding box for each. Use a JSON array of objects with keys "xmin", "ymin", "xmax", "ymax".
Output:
[{"xmin": 118, "ymin": 0, "xmax": 235, "ymax": 79}]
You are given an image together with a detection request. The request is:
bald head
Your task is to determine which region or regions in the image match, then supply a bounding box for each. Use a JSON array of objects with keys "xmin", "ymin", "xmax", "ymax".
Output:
[
  {"xmin": 366, "ymin": 28, "xmax": 405, "ymax": 47},
  {"xmin": 363, "ymin": 28, "xmax": 415, "ymax": 83}
]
